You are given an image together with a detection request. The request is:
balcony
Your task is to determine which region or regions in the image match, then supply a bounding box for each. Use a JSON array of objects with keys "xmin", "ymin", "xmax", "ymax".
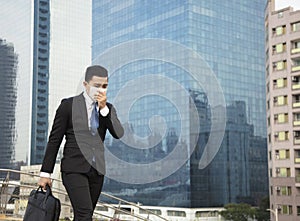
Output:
[
  {"xmin": 293, "ymin": 102, "xmax": 300, "ymax": 108},
  {"xmin": 293, "ymin": 84, "xmax": 300, "ymax": 90},
  {"xmin": 292, "ymin": 65, "xmax": 300, "ymax": 72},
  {"xmin": 295, "ymin": 137, "xmax": 300, "ymax": 144},
  {"xmin": 294, "ymin": 120, "xmax": 300, "ymax": 126},
  {"xmin": 292, "ymin": 48, "xmax": 300, "ymax": 54}
]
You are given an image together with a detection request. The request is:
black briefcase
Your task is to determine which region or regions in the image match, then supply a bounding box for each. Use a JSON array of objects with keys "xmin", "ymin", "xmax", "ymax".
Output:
[{"xmin": 23, "ymin": 185, "xmax": 61, "ymax": 221}]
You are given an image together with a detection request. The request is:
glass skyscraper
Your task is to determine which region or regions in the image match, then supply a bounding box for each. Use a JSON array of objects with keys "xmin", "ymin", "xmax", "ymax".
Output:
[
  {"xmin": 0, "ymin": 39, "xmax": 18, "ymax": 169},
  {"xmin": 0, "ymin": 0, "xmax": 35, "ymax": 165},
  {"xmin": 92, "ymin": 0, "xmax": 268, "ymax": 208},
  {"xmin": 0, "ymin": 0, "xmax": 91, "ymax": 166},
  {"xmin": 0, "ymin": 0, "xmax": 50, "ymax": 165},
  {"xmin": 30, "ymin": 0, "xmax": 51, "ymax": 164}
]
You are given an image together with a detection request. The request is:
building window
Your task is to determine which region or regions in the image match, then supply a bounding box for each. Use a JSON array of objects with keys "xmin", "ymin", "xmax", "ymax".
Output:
[
  {"xmin": 295, "ymin": 131, "xmax": 300, "ymax": 144},
  {"xmin": 292, "ymin": 76, "xmax": 300, "ymax": 90},
  {"xmin": 278, "ymin": 205, "xmax": 292, "ymax": 215},
  {"xmin": 272, "ymin": 25, "xmax": 286, "ymax": 36},
  {"xmin": 273, "ymin": 78, "xmax": 287, "ymax": 89},
  {"xmin": 296, "ymin": 168, "xmax": 300, "ymax": 183},
  {"xmin": 276, "ymin": 186, "xmax": 292, "ymax": 196},
  {"xmin": 294, "ymin": 113, "xmax": 300, "ymax": 126},
  {"xmin": 195, "ymin": 211, "xmax": 218, "ymax": 217},
  {"xmin": 293, "ymin": 94, "xmax": 300, "ymax": 107},
  {"xmin": 167, "ymin": 210, "xmax": 186, "ymax": 217},
  {"xmin": 273, "ymin": 60, "xmax": 287, "ymax": 71},
  {"xmin": 140, "ymin": 209, "xmax": 162, "ymax": 215},
  {"xmin": 297, "ymin": 206, "xmax": 300, "ymax": 216},
  {"xmin": 291, "ymin": 40, "xmax": 300, "ymax": 54},
  {"xmin": 274, "ymin": 131, "xmax": 289, "ymax": 141},
  {"xmin": 292, "ymin": 59, "xmax": 300, "ymax": 72},
  {"xmin": 292, "ymin": 21, "xmax": 300, "ymax": 32},
  {"xmin": 275, "ymin": 149, "xmax": 290, "ymax": 160},
  {"xmin": 274, "ymin": 113, "xmax": 288, "ymax": 124},
  {"xmin": 274, "ymin": 95, "xmax": 288, "ymax": 106},
  {"xmin": 272, "ymin": 43, "xmax": 286, "ymax": 54},
  {"xmin": 295, "ymin": 150, "xmax": 300, "ymax": 163},
  {"xmin": 275, "ymin": 167, "xmax": 291, "ymax": 177}
]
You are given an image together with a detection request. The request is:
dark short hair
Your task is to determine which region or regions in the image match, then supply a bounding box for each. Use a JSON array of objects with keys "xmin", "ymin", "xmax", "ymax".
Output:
[{"xmin": 85, "ymin": 65, "xmax": 108, "ymax": 82}]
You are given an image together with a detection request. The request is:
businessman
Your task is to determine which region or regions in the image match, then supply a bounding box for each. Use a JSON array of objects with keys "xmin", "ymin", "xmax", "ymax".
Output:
[{"xmin": 38, "ymin": 65, "xmax": 124, "ymax": 220}]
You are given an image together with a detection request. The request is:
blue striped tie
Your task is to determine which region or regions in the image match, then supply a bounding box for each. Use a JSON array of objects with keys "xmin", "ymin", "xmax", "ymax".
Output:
[{"xmin": 90, "ymin": 102, "xmax": 99, "ymax": 136}]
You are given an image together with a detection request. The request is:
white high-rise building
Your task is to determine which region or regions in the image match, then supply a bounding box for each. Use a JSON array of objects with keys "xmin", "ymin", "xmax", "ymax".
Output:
[
  {"xmin": 48, "ymin": 0, "xmax": 92, "ymax": 134},
  {"xmin": 0, "ymin": 0, "xmax": 91, "ymax": 166},
  {"xmin": 266, "ymin": 0, "xmax": 300, "ymax": 220}
]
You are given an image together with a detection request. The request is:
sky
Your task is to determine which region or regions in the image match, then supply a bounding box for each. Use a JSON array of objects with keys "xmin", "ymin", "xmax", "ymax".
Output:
[{"xmin": 275, "ymin": 0, "xmax": 300, "ymax": 10}]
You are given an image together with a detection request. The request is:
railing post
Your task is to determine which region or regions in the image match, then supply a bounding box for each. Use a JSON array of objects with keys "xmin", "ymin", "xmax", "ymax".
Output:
[{"xmin": 0, "ymin": 171, "xmax": 10, "ymax": 216}]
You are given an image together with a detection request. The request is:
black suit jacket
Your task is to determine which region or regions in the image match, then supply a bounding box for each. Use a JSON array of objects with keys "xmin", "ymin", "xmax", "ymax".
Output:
[{"xmin": 41, "ymin": 93, "xmax": 124, "ymax": 175}]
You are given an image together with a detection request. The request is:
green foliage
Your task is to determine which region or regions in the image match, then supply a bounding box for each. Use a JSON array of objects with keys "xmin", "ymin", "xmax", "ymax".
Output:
[
  {"xmin": 219, "ymin": 203, "xmax": 256, "ymax": 221},
  {"xmin": 254, "ymin": 196, "xmax": 270, "ymax": 221}
]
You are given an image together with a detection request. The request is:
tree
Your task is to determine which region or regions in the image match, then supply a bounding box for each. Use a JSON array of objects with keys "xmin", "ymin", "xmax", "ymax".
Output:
[
  {"xmin": 254, "ymin": 196, "xmax": 270, "ymax": 221},
  {"xmin": 219, "ymin": 203, "xmax": 256, "ymax": 221}
]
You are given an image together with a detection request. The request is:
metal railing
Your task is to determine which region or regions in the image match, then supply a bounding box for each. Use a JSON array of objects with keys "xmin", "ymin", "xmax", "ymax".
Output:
[{"xmin": 0, "ymin": 168, "xmax": 168, "ymax": 221}]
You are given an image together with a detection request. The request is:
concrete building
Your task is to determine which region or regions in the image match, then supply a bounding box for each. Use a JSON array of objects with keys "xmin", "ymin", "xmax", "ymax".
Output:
[{"xmin": 265, "ymin": 0, "xmax": 300, "ymax": 220}]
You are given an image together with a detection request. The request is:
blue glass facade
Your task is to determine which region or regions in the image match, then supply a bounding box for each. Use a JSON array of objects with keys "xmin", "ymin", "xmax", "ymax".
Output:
[
  {"xmin": 31, "ymin": 0, "xmax": 50, "ymax": 164},
  {"xmin": 92, "ymin": 0, "xmax": 268, "ymax": 207}
]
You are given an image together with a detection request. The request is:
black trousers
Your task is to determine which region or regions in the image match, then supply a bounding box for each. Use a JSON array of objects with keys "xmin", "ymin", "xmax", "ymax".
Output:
[{"xmin": 62, "ymin": 167, "xmax": 104, "ymax": 221}]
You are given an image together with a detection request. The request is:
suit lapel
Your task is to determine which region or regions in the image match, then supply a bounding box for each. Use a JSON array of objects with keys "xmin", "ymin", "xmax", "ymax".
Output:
[{"xmin": 73, "ymin": 93, "xmax": 89, "ymax": 131}]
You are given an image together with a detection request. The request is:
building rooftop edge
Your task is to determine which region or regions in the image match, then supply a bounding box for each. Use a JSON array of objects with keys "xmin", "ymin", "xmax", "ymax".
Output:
[{"xmin": 271, "ymin": 6, "xmax": 300, "ymax": 15}]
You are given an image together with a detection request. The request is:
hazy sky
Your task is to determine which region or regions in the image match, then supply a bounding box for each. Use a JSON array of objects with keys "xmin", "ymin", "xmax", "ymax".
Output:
[{"xmin": 276, "ymin": 0, "xmax": 300, "ymax": 10}]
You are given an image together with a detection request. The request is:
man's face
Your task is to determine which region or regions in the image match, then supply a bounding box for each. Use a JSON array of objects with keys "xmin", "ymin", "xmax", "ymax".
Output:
[{"xmin": 84, "ymin": 76, "xmax": 108, "ymax": 95}]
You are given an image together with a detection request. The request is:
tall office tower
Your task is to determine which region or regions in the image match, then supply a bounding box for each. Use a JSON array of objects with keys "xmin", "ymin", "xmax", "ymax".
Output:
[
  {"xmin": 93, "ymin": 0, "xmax": 268, "ymax": 207},
  {"xmin": 30, "ymin": 0, "xmax": 51, "ymax": 164},
  {"xmin": 48, "ymin": 0, "xmax": 92, "ymax": 162},
  {"xmin": 0, "ymin": 0, "xmax": 91, "ymax": 166},
  {"xmin": 0, "ymin": 0, "xmax": 50, "ymax": 166},
  {"xmin": 266, "ymin": 0, "xmax": 300, "ymax": 220},
  {"xmin": 33, "ymin": 0, "xmax": 92, "ymax": 164},
  {"xmin": 0, "ymin": 39, "xmax": 18, "ymax": 169},
  {"xmin": 0, "ymin": 0, "xmax": 34, "ymax": 166}
]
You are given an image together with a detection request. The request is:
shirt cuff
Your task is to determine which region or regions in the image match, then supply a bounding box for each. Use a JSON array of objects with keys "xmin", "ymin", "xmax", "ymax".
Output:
[
  {"xmin": 100, "ymin": 105, "xmax": 109, "ymax": 117},
  {"xmin": 40, "ymin": 172, "xmax": 51, "ymax": 178}
]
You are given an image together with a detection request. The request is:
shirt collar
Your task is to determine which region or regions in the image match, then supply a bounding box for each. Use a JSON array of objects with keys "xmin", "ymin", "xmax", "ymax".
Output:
[{"xmin": 83, "ymin": 89, "xmax": 94, "ymax": 106}]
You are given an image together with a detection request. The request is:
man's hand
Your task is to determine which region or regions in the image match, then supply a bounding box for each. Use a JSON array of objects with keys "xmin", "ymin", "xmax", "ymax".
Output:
[
  {"xmin": 96, "ymin": 91, "xmax": 107, "ymax": 109},
  {"xmin": 38, "ymin": 177, "xmax": 52, "ymax": 190}
]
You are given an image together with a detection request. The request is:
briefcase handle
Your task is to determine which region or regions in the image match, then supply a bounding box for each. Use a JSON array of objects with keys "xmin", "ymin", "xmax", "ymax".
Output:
[{"xmin": 35, "ymin": 184, "xmax": 53, "ymax": 204}]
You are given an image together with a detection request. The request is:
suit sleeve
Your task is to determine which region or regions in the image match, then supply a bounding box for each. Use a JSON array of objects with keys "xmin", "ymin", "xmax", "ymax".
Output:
[
  {"xmin": 41, "ymin": 99, "xmax": 69, "ymax": 173},
  {"xmin": 99, "ymin": 103, "xmax": 124, "ymax": 139}
]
